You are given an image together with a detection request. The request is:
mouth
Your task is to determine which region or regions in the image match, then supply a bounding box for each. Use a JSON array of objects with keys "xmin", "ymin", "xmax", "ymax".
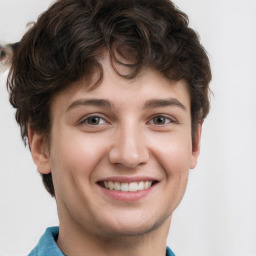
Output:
[{"xmin": 98, "ymin": 180, "xmax": 158, "ymax": 192}]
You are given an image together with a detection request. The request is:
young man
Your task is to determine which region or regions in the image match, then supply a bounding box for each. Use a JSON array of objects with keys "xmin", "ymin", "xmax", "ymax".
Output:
[{"xmin": 8, "ymin": 0, "xmax": 211, "ymax": 255}]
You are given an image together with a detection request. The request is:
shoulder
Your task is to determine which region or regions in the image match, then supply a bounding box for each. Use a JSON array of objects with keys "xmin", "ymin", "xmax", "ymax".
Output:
[
  {"xmin": 28, "ymin": 227, "xmax": 64, "ymax": 256},
  {"xmin": 166, "ymin": 246, "xmax": 176, "ymax": 256}
]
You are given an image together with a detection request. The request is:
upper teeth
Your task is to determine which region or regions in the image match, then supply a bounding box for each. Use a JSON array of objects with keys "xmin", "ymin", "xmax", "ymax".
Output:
[{"xmin": 103, "ymin": 181, "xmax": 153, "ymax": 192}]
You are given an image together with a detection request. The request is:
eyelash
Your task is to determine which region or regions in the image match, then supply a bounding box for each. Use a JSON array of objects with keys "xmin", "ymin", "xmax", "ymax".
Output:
[
  {"xmin": 80, "ymin": 115, "xmax": 107, "ymax": 126},
  {"xmin": 148, "ymin": 115, "xmax": 176, "ymax": 126},
  {"xmin": 80, "ymin": 114, "xmax": 176, "ymax": 127}
]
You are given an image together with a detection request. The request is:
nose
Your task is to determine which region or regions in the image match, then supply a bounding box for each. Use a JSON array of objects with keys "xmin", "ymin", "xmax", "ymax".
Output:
[{"xmin": 109, "ymin": 123, "xmax": 149, "ymax": 169}]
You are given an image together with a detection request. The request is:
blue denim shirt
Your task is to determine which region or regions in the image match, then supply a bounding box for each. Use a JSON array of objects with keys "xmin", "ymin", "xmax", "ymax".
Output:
[{"xmin": 28, "ymin": 226, "xmax": 175, "ymax": 256}]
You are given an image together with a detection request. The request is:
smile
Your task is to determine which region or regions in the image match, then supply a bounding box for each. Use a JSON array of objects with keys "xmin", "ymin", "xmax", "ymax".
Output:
[{"xmin": 98, "ymin": 180, "xmax": 158, "ymax": 192}]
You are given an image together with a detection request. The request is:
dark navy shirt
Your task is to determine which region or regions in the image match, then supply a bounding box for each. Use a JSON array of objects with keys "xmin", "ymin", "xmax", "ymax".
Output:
[{"xmin": 28, "ymin": 226, "xmax": 175, "ymax": 256}]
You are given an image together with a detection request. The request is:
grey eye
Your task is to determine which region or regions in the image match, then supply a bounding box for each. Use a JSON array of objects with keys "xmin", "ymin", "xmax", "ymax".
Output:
[
  {"xmin": 152, "ymin": 116, "xmax": 170, "ymax": 125},
  {"xmin": 86, "ymin": 116, "xmax": 105, "ymax": 125},
  {"xmin": 87, "ymin": 116, "xmax": 100, "ymax": 125}
]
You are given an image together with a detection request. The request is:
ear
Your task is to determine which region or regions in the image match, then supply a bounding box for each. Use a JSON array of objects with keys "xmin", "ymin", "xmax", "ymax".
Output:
[
  {"xmin": 190, "ymin": 121, "xmax": 203, "ymax": 169},
  {"xmin": 28, "ymin": 125, "xmax": 51, "ymax": 174}
]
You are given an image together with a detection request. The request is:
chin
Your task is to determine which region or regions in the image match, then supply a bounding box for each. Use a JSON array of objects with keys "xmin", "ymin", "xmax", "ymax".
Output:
[{"xmin": 99, "ymin": 212, "xmax": 170, "ymax": 238}]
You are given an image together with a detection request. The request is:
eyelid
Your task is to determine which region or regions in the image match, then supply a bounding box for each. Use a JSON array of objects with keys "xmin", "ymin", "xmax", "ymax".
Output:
[
  {"xmin": 79, "ymin": 114, "xmax": 108, "ymax": 125},
  {"xmin": 148, "ymin": 114, "xmax": 177, "ymax": 125}
]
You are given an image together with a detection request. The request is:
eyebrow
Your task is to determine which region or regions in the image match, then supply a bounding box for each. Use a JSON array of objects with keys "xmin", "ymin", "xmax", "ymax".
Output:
[
  {"xmin": 67, "ymin": 99, "xmax": 113, "ymax": 112},
  {"xmin": 67, "ymin": 97, "xmax": 186, "ymax": 112},
  {"xmin": 143, "ymin": 98, "xmax": 186, "ymax": 111}
]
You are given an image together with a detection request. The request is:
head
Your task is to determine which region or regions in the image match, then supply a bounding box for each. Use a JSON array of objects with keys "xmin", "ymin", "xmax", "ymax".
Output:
[{"xmin": 8, "ymin": 0, "xmax": 211, "ymax": 234}]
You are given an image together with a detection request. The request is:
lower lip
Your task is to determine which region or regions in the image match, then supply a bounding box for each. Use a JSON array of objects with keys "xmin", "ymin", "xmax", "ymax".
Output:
[{"xmin": 98, "ymin": 185, "xmax": 156, "ymax": 202}]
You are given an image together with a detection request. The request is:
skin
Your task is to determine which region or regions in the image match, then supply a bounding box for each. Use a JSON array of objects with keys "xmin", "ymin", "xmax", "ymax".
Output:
[{"xmin": 29, "ymin": 57, "xmax": 201, "ymax": 256}]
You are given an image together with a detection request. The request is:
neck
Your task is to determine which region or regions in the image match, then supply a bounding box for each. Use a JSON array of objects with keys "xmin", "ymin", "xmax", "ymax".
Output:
[{"xmin": 57, "ymin": 216, "xmax": 171, "ymax": 256}]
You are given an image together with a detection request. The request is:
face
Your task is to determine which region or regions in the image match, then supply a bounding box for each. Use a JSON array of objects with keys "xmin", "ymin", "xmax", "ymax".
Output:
[{"xmin": 30, "ymin": 57, "xmax": 201, "ymax": 238}]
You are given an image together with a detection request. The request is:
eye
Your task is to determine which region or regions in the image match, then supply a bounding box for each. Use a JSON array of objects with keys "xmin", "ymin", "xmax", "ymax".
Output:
[
  {"xmin": 82, "ymin": 116, "xmax": 106, "ymax": 125},
  {"xmin": 149, "ymin": 115, "xmax": 173, "ymax": 125},
  {"xmin": 0, "ymin": 48, "xmax": 7, "ymax": 61}
]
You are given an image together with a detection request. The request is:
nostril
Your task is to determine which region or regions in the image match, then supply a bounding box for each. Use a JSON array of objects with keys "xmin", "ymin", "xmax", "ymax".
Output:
[{"xmin": 0, "ymin": 48, "xmax": 7, "ymax": 62}]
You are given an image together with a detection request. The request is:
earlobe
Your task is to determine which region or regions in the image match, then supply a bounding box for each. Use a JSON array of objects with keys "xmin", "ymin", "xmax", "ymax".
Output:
[
  {"xmin": 28, "ymin": 125, "xmax": 51, "ymax": 174},
  {"xmin": 190, "ymin": 122, "xmax": 203, "ymax": 169}
]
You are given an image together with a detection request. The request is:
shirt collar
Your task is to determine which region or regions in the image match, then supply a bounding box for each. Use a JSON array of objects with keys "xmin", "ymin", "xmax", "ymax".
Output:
[
  {"xmin": 28, "ymin": 226, "xmax": 175, "ymax": 256},
  {"xmin": 28, "ymin": 226, "xmax": 65, "ymax": 256}
]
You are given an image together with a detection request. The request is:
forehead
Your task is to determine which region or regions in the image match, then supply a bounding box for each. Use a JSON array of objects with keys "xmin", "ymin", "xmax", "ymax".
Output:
[{"xmin": 51, "ymin": 58, "xmax": 191, "ymax": 113}]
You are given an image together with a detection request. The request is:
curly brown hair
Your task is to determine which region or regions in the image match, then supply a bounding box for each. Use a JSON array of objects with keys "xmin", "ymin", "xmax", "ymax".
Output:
[{"xmin": 7, "ymin": 0, "xmax": 211, "ymax": 197}]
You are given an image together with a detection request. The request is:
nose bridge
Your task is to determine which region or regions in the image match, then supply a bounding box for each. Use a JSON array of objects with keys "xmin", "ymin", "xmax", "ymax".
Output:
[{"xmin": 109, "ymin": 118, "xmax": 149, "ymax": 168}]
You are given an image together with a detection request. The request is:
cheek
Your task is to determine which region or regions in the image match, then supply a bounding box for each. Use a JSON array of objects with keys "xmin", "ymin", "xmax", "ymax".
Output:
[
  {"xmin": 149, "ymin": 134, "xmax": 192, "ymax": 214},
  {"xmin": 49, "ymin": 129, "xmax": 108, "ymax": 180},
  {"xmin": 150, "ymin": 133, "xmax": 193, "ymax": 175}
]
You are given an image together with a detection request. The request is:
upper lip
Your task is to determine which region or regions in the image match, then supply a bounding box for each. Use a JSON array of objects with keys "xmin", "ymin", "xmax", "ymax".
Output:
[{"xmin": 97, "ymin": 176, "xmax": 159, "ymax": 183}]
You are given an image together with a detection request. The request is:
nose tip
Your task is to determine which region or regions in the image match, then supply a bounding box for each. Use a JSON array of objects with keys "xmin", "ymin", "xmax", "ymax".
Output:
[
  {"xmin": 109, "ymin": 131, "xmax": 149, "ymax": 169},
  {"xmin": 109, "ymin": 149, "xmax": 149, "ymax": 169},
  {"xmin": 0, "ymin": 47, "xmax": 7, "ymax": 62}
]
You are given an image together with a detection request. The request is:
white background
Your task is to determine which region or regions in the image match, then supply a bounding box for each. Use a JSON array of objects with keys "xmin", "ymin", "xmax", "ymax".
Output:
[{"xmin": 0, "ymin": 0, "xmax": 256, "ymax": 255}]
